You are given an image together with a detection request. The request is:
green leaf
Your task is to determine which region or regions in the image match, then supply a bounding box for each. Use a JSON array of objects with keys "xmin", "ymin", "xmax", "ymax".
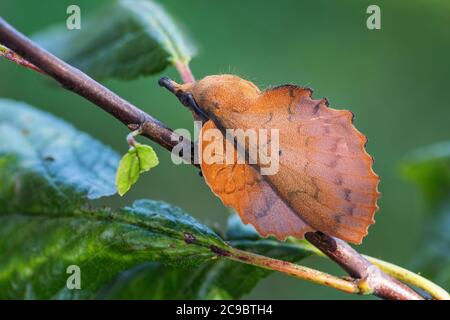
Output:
[
  {"xmin": 34, "ymin": 0, "xmax": 195, "ymax": 80},
  {"xmin": 116, "ymin": 143, "xmax": 159, "ymax": 196},
  {"xmin": 98, "ymin": 214, "xmax": 315, "ymax": 299},
  {"xmin": 0, "ymin": 98, "xmax": 119, "ymax": 213},
  {"xmin": 0, "ymin": 200, "xmax": 227, "ymax": 299},
  {"xmin": 117, "ymin": 152, "xmax": 140, "ymax": 196},
  {"xmin": 134, "ymin": 143, "xmax": 159, "ymax": 172}
]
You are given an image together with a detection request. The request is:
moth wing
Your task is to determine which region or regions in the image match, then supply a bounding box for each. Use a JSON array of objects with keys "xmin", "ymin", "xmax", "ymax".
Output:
[
  {"xmin": 200, "ymin": 120, "xmax": 313, "ymax": 240},
  {"xmin": 215, "ymin": 85, "xmax": 380, "ymax": 244}
]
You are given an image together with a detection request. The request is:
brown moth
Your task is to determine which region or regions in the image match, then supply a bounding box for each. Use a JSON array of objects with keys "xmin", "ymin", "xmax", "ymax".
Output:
[{"xmin": 161, "ymin": 75, "xmax": 380, "ymax": 244}]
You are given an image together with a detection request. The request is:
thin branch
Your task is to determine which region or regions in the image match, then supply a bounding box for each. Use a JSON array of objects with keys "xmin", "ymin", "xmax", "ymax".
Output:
[
  {"xmin": 0, "ymin": 44, "xmax": 44, "ymax": 74},
  {"xmin": 225, "ymin": 247, "xmax": 361, "ymax": 295},
  {"xmin": 0, "ymin": 17, "xmax": 446, "ymax": 300},
  {"xmin": 305, "ymin": 232, "xmax": 424, "ymax": 300},
  {"xmin": 0, "ymin": 18, "xmax": 197, "ymax": 166},
  {"xmin": 221, "ymin": 244, "xmax": 448, "ymax": 299},
  {"xmin": 288, "ymin": 238, "xmax": 450, "ymax": 300}
]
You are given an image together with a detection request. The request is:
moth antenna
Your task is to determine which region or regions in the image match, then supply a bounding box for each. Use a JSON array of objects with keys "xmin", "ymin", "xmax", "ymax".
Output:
[
  {"xmin": 158, "ymin": 77, "xmax": 209, "ymax": 122},
  {"xmin": 158, "ymin": 76, "xmax": 177, "ymax": 93},
  {"xmin": 185, "ymin": 93, "xmax": 209, "ymax": 122}
]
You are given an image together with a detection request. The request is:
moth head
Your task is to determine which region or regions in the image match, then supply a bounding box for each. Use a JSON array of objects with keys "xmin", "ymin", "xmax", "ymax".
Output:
[{"xmin": 159, "ymin": 75, "xmax": 260, "ymax": 120}]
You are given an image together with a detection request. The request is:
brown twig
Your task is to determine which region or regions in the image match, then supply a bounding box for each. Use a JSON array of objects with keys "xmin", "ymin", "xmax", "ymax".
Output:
[
  {"xmin": 0, "ymin": 17, "xmax": 196, "ymax": 166},
  {"xmin": 305, "ymin": 232, "xmax": 423, "ymax": 300},
  {"xmin": 0, "ymin": 17, "xmax": 432, "ymax": 300}
]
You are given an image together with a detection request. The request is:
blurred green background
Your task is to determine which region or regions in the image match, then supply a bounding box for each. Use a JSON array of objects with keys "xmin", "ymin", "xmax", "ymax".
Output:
[{"xmin": 1, "ymin": 0, "xmax": 449, "ymax": 299}]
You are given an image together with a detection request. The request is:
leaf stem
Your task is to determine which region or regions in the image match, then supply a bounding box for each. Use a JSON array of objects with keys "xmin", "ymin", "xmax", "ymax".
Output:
[
  {"xmin": 174, "ymin": 60, "xmax": 195, "ymax": 84},
  {"xmin": 226, "ymin": 247, "xmax": 361, "ymax": 295},
  {"xmin": 0, "ymin": 44, "xmax": 45, "ymax": 74},
  {"xmin": 126, "ymin": 129, "xmax": 142, "ymax": 148}
]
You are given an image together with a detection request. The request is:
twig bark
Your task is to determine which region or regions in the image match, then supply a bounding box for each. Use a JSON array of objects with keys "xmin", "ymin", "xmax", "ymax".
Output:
[
  {"xmin": 0, "ymin": 44, "xmax": 44, "ymax": 74},
  {"xmin": 0, "ymin": 17, "xmax": 440, "ymax": 300}
]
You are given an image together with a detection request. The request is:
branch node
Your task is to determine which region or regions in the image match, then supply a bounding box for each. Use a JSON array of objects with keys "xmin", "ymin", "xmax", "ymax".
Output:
[
  {"xmin": 356, "ymin": 278, "xmax": 374, "ymax": 295},
  {"xmin": 127, "ymin": 123, "xmax": 140, "ymax": 131}
]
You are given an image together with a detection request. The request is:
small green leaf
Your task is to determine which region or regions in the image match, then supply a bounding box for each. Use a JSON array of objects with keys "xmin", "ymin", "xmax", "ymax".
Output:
[
  {"xmin": 135, "ymin": 143, "xmax": 159, "ymax": 172},
  {"xmin": 117, "ymin": 152, "xmax": 140, "ymax": 196},
  {"xmin": 116, "ymin": 143, "xmax": 159, "ymax": 196},
  {"xmin": 34, "ymin": 0, "xmax": 196, "ymax": 80}
]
